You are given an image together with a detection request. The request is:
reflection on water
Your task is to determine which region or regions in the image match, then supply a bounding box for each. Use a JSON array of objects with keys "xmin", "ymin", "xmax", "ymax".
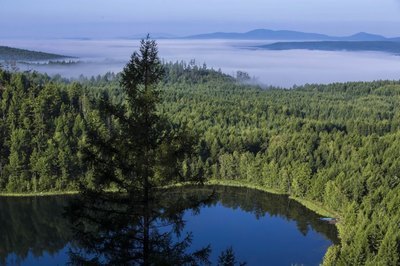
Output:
[
  {"xmin": 65, "ymin": 188, "xmax": 214, "ymax": 265},
  {"xmin": 0, "ymin": 186, "xmax": 338, "ymax": 265},
  {"xmin": 0, "ymin": 196, "xmax": 71, "ymax": 266}
]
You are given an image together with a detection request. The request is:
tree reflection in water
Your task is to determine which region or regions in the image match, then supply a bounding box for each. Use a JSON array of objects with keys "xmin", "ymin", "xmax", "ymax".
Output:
[
  {"xmin": 0, "ymin": 186, "xmax": 337, "ymax": 265},
  {"xmin": 65, "ymin": 188, "xmax": 216, "ymax": 265}
]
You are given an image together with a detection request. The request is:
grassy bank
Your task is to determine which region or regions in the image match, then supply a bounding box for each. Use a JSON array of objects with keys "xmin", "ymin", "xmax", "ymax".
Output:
[
  {"xmin": 290, "ymin": 196, "xmax": 338, "ymax": 218},
  {"xmin": 0, "ymin": 190, "xmax": 79, "ymax": 197},
  {"xmin": 206, "ymin": 179, "xmax": 339, "ymax": 218},
  {"xmin": 0, "ymin": 179, "xmax": 339, "ymax": 218}
]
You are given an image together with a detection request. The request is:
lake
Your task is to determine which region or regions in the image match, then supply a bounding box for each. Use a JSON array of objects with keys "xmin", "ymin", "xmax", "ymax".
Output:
[
  {"xmin": 0, "ymin": 186, "xmax": 338, "ymax": 266},
  {"xmin": 1, "ymin": 38, "xmax": 400, "ymax": 87}
]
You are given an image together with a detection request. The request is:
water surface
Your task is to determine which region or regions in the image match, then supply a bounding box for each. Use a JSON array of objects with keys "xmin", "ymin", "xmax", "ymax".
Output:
[{"xmin": 0, "ymin": 186, "xmax": 338, "ymax": 265}]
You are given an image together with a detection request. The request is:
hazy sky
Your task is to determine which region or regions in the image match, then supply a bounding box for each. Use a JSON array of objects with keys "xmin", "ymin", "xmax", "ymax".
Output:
[{"xmin": 1, "ymin": 0, "xmax": 400, "ymax": 38}]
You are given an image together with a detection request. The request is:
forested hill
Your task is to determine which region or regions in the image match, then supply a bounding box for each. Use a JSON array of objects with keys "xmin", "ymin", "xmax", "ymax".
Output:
[
  {"xmin": 1, "ymin": 64, "xmax": 400, "ymax": 265},
  {"xmin": 0, "ymin": 46, "xmax": 70, "ymax": 61},
  {"xmin": 258, "ymin": 41, "xmax": 400, "ymax": 55}
]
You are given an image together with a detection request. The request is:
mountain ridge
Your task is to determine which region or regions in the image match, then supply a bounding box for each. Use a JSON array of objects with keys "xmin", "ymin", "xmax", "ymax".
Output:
[{"xmin": 183, "ymin": 29, "xmax": 397, "ymax": 41}]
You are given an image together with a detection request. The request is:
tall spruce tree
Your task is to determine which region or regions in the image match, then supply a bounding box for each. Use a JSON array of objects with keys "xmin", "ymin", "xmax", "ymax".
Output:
[{"xmin": 81, "ymin": 36, "xmax": 196, "ymax": 199}]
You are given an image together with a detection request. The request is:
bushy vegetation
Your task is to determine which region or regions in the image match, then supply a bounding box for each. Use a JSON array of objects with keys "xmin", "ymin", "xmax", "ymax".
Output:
[{"xmin": 1, "ymin": 63, "xmax": 400, "ymax": 265}]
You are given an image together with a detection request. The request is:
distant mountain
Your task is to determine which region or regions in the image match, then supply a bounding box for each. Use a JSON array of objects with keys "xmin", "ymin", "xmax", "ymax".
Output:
[
  {"xmin": 342, "ymin": 32, "xmax": 387, "ymax": 41},
  {"xmin": 185, "ymin": 29, "xmax": 333, "ymax": 40},
  {"xmin": 258, "ymin": 41, "xmax": 400, "ymax": 54},
  {"xmin": 0, "ymin": 46, "xmax": 71, "ymax": 61},
  {"xmin": 184, "ymin": 29, "xmax": 397, "ymax": 41}
]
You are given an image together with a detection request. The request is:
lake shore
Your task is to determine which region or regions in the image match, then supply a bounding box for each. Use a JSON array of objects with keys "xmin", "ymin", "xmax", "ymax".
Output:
[
  {"xmin": 0, "ymin": 179, "xmax": 339, "ymax": 218},
  {"xmin": 0, "ymin": 190, "xmax": 79, "ymax": 197},
  {"xmin": 206, "ymin": 179, "xmax": 339, "ymax": 218}
]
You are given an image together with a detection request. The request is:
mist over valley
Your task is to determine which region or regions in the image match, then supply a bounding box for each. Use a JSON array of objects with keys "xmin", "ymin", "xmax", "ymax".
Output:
[{"xmin": 2, "ymin": 38, "xmax": 400, "ymax": 87}]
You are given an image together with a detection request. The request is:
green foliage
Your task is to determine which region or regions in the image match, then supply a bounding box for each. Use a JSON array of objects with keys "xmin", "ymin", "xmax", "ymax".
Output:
[
  {"xmin": 0, "ymin": 71, "xmax": 86, "ymax": 192},
  {"xmin": 0, "ymin": 57, "xmax": 400, "ymax": 264},
  {"xmin": 80, "ymin": 38, "xmax": 197, "ymax": 198}
]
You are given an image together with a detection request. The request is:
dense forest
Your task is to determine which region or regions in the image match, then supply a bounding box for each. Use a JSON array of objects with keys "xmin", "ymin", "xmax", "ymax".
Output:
[
  {"xmin": 0, "ymin": 46, "xmax": 69, "ymax": 61},
  {"xmin": 1, "ymin": 62, "xmax": 400, "ymax": 265}
]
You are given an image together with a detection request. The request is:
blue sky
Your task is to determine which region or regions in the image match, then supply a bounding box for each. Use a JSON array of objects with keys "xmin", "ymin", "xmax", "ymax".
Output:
[{"xmin": 1, "ymin": 0, "xmax": 400, "ymax": 38}]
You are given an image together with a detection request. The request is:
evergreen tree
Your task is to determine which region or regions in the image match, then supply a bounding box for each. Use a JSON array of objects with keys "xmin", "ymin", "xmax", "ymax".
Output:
[
  {"xmin": 217, "ymin": 247, "xmax": 246, "ymax": 266},
  {"xmin": 81, "ymin": 37, "xmax": 195, "ymax": 199}
]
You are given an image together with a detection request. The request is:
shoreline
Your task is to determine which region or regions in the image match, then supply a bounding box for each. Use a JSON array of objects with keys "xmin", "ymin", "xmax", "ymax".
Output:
[
  {"xmin": 206, "ymin": 179, "xmax": 338, "ymax": 218},
  {"xmin": 0, "ymin": 190, "xmax": 79, "ymax": 197},
  {"xmin": 0, "ymin": 179, "xmax": 339, "ymax": 217}
]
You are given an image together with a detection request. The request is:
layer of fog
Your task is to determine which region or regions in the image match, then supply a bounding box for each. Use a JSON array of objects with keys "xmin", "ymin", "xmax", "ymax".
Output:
[{"xmin": 2, "ymin": 39, "xmax": 400, "ymax": 87}]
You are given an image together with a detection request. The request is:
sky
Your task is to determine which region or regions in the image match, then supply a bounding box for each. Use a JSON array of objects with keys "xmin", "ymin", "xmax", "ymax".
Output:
[{"xmin": 1, "ymin": 0, "xmax": 400, "ymax": 39}]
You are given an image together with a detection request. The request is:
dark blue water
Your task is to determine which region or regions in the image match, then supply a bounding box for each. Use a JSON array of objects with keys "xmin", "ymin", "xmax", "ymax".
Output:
[
  {"xmin": 0, "ymin": 186, "xmax": 338, "ymax": 265},
  {"xmin": 184, "ymin": 203, "xmax": 333, "ymax": 265}
]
